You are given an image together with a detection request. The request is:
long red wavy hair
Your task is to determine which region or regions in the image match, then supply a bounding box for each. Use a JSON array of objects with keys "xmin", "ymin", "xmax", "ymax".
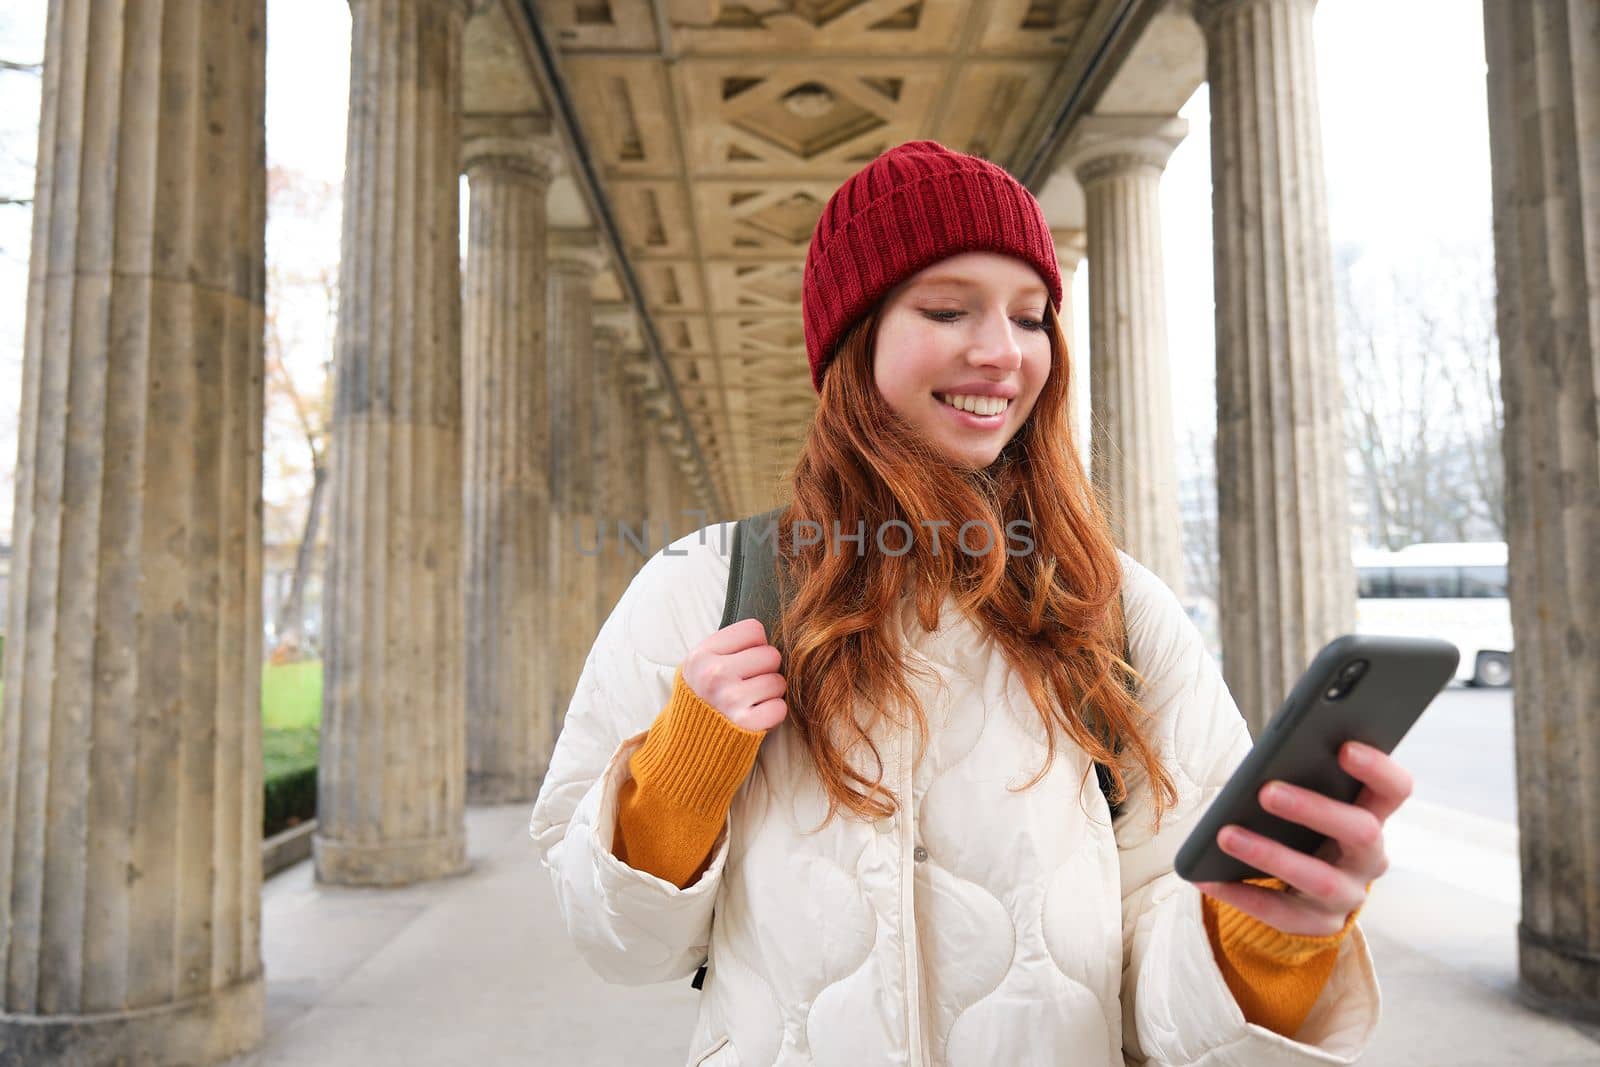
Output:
[{"xmin": 765, "ymin": 300, "xmax": 1179, "ymax": 831}]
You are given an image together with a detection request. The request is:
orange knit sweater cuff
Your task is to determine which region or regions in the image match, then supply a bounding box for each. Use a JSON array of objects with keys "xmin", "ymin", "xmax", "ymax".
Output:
[
  {"xmin": 1202, "ymin": 876, "xmax": 1366, "ymax": 1037},
  {"xmin": 610, "ymin": 667, "xmax": 766, "ymax": 889},
  {"xmin": 627, "ymin": 666, "xmax": 767, "ymax": 819}
]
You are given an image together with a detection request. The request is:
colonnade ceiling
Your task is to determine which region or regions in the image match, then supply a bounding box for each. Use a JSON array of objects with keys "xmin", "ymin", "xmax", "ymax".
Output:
[{"xmin": 521, "ymin": 0, "xmax": 1102, "ymax": 515}]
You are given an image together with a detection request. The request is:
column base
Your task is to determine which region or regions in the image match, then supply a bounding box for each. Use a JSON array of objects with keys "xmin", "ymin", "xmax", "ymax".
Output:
[
  {"xmin": 313, "ymin": 830, "xmax": 470, "ymax": 887},
  {"xmin": 0, "ymin": 971, "xmax": 263, "ymax": 1067},
  {"xmin": 466, "ymin": 768, "xmax": 544, "ymax": 806},
  {"xmin": 1518, "ymin": 922, "xmax": 1600, "ymax": 1024}
]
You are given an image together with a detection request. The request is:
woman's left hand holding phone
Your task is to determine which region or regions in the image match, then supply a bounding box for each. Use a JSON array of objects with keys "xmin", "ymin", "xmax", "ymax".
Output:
[{"xmin": 1194, "ymin": 741, "xmax": 1413, "ymax": 936}]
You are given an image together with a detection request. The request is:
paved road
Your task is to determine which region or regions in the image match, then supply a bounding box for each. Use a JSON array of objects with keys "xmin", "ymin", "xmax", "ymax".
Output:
[{"xmin": 1390, "ymin": 684, "xmax": 1517, "ymax": 824}]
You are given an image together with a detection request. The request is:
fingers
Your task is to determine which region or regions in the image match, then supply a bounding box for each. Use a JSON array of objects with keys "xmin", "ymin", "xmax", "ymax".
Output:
[
  {"xmin": 732, "ymin": 669, "xmax": 787, "ymax": 709},
  {"xmin": 722, "ymin": 642, "xmax": 783, "ymax": 681},
  {"xmin": 1257, "ymin": 780, "xmax": 1385, "ymax": 859},
  {"xmin": 1339, "ymin": 741, "xmax": 1414, "ymax": 822},
  {"xmin": 1194, "ymin": 879, "xmax": 1351, "ymax": 937},
  {"xmin": 704, "ymin": 616, "xmax": 771, "ymax": 653},
  {"xmin": 1214, "ymin": 824, "xmax": 1368, "ymax": 917},
  {"xmin": 741, "ymin": 697, "xmax": 789, "ymax": 731},
  {"xmin": 683, "ymin": 624, "xmax": 787, "ymax": 730}
]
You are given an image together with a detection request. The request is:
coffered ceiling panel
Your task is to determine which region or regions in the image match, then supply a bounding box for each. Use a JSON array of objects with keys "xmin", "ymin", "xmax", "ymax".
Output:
[
  {"xmin": 668, "ymin": 1, "xmax": 966, "ymax": 55},
  {"xmin": 608, "ymin": 181, "xmax": 697, "ymax": 258},
  {"xmin": 563, "ymin": 62, "xmax": 682, "ymax": 175},
  {"xmin": 938, "ymin": 61, "xmax": 1070, "ymax": 163},
  {"xmin": 540, "ymin": 0, "xmax": 1093, "ymax": 514},
  {"xmin": 637, "ymin": 261, "xmax": 706, "ymax": 311},
  {"xmin": 690, "ymin": 181, "xmax": 839, "ymax": 257},
  {"xmin": 539, "ymin": 0, "xmax": 662, "ymax": 50},
  {"xmin": 653, "ymin": 314, "xmax": 716, "ymax": 354},
  {"xmin": 976, "ymin": 0, "xmax": 1098, "ymax": 53},
  {"xmin": 678, "ymin": 61, "xmax": 941, "ymax": 175}
]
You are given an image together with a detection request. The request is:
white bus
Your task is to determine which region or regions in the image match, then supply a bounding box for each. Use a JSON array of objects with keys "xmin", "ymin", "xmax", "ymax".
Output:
[{"xmin": 1353, "ymin": 541, "xmax": 1513, "ymax": 687}]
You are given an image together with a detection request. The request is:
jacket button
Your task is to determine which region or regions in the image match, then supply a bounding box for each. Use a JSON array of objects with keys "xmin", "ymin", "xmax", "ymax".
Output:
[{"xmin": 913, "ymin": 846, "xmax": 928, "ymax": 863}]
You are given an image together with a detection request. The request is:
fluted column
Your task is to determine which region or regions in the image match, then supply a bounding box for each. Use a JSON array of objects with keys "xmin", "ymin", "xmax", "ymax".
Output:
[
  {"xmin": 547, "ymin": 233, "xmax": 605, "ymax": 738},
  {"xmin": 610, "ymin": 348, "xmax": 653, "ymax": 596},
  {"xmin": 628, "ymin": 364, "xmax": 678, "ymax": 547},
  {"xmin": 592, "ymin": 323, "xmax": 629, "ymax": 620},
  {"xmin": 593, "ymin": 322, "xmax": 657, "ymax": 617},
  {"xmin": 461, "ymin": 120, "xmax": 560, "ymax": 805},
  {"xmin": 1052, "ymin": 227, "xmax": 1090, "ymax": 463},
  {"xmin": 1196, "ymin": 0, "xmax": 1352, "ymax": 735},
  {"xmin": 1062, "ymin": 117, "xmax": 1188, "ymax": 595},
  {"xmin": 0, "ymin": 3, "xmax": 266, "ymax": 1062},
  {"xmin": 1483, "ymin": 0, "xmax": 1600, "ymax": 1024},
  {"xmin": 665, "ymin": 427, "xmax": 698, "ymax": 527},
  {"xmin": 317, "ymin": 0, "xmax": 471, "ymax": 885}
]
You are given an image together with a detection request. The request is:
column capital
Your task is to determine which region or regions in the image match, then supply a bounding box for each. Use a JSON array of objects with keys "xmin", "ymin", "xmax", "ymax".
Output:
[
  {"xmin": 549, "ymin": 228, "xmax": 607, "ymax": 278},
  {"xmin": 593, "ymin": 301, "xmax": 642, "ymax": 349},
  {"xmin": 351, "ymin": 0, "xmax": 476, "ymax": 18},
  {"xmin": 1058, "ymin": 114, "xmax": 1189, "ymax": 186},
  {"xmin": 592, "ymin": 322, "xmax": 626, "ymax": 349},
  {"xmin": 1191, "ymin": 0, "xmax": 1300, "ymax": 31},
  {"xmin": 1051, "ymin": 227, "xmax": 1087, "ymax": 273},
  {"xmin": 461, "ymin": 112, "xmax": 561, "ymax": 181}
]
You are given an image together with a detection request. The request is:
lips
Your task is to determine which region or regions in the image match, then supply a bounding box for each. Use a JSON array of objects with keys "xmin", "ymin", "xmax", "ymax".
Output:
[{"xmin": 935, "ymin": 393, "xmax": 1008, "ymax": 426}]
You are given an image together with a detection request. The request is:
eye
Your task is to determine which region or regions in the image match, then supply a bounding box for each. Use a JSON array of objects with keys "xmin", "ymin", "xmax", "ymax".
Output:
[{"xmin": 928, "ymin": 308, "xmax": 1049, "ymax": 329}]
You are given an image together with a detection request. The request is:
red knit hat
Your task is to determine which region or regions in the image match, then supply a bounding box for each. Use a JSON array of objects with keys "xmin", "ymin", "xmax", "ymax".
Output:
[{"xmin": 801, "ymin": 140, "xmax": 1063, "ymax": 394}]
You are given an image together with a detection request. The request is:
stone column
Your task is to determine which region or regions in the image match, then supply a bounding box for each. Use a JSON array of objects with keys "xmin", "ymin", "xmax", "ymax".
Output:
[
  {"xmin": 592, "ymin": 323, "xmax": 631, "ymax": 621},
  {"xmin": 664, "ymin": 428, "xmax": 698, "ymax": 529},
  {"xmin": 1195, "ymin": 0, "xmax": 1353, "ymax": 736},
  {"xmin": 1052, "ymin": 227, "xmax": 1090, "ymax": 463},
  {"xmin": 1062, "ymin": 117, "xmax": 1188, "ymax": 596},
  {"xmin": 0, "ymin": 2, "xmax": 266, "ymax": 1062},
  {"xmin": 1483, "ymin": 0, "xmax": 1600, "ymax": 1024},
  {"xmin": 317, "ymin": 0, "xmax": 471, "ymax": 885},
  {"xmin": 614, "ymin": 351, "xmax": 651, "ymax": 588},
  {"xmin": 628, "ymin": 363, "xmax": 678, "ymax": 548},
  {"xmin": 547, "ymin": 233, "xmax": 605, "ymax": 738},
  {"xmin": 461, "ymin": 119, "xmax": 560, "ymax": 805}
]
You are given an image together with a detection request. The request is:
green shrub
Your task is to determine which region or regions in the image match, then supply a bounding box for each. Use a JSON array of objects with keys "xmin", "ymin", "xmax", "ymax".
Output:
[
  {"xmin": 263, "ymin": 763, "xmax": 318, "ymax": 839},
  {"xmin": 263, "ymin": 724, "xmax": 319, "ymax": 779},
  {"xmin": 263, "ymin": 722, "xmax": 319, "ymax": 836}
]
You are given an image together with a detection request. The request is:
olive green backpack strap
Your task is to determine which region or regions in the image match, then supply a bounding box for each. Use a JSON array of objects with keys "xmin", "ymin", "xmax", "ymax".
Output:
[
  {"xmin": 718, "ymin": 505, "xmax": 787, "ymax": 637},
  {"xmin": 693, "ymin": 505, "xmax": 786, "ymax": 992}
]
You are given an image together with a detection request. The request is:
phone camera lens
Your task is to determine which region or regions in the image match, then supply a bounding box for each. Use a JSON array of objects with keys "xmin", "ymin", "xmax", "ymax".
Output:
[{"xmin": 1339, "ymin": 659, "xmax": 1369, "ymax": 684}]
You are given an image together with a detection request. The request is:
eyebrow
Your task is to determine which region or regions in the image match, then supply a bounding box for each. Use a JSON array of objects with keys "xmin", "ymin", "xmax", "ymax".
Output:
[{"xmin": 911, "ymin": 273, "xmax": 1048, "ymax": 300}]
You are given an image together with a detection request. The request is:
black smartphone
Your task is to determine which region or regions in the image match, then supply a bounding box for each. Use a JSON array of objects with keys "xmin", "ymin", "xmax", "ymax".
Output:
[{"xmin": 1174, "ymin": 633, "xmax": 1459, "ymax": 884}]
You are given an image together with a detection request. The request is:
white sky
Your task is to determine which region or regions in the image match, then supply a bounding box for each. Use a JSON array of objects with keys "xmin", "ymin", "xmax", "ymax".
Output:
[{"xmin": 0, "ymin": 0, "xmax": 1493, "ymax": 543}]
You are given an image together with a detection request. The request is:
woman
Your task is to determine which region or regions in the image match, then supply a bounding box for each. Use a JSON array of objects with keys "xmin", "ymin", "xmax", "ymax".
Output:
[{"xmin": 530, "ymin": 141, "xmax": 1393, "ymax": 1066}]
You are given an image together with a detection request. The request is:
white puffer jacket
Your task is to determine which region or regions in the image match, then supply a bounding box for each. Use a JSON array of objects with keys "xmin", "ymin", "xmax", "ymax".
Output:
[{"xmin": 529, "ymin": 522, "xmax": 1381, "ymax": 1066}]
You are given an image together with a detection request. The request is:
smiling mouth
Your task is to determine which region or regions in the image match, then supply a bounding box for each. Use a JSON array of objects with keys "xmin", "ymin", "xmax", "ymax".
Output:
[{"xmin": 934, "ymin": 392, "xmax": 1011, "ymax": 419}]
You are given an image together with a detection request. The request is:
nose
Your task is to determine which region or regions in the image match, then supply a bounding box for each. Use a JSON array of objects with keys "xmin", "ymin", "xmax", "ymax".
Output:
[{"xmin": 966, "ymin": 307, "xmax": 1024, "ymax": 372}]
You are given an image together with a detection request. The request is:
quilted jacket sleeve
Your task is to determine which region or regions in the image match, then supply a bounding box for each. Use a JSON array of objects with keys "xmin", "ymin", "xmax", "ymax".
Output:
[
  {"xmin": 528, "ymin": 521, "xmax": 736, "ymax": 986},
  {"xmin": 1112, "ymin": 554, "xmax": 1382, "ymax": 1066}
]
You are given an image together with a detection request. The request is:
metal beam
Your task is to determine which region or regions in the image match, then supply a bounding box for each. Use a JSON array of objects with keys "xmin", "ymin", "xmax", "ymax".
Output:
[
  {"xmin": 1011, "ymin": 0, "xmax": 1169, "ymax": 190},
  {"xmin": 506, "ymin": 0, "xmax": 731, "ymax": 518}
]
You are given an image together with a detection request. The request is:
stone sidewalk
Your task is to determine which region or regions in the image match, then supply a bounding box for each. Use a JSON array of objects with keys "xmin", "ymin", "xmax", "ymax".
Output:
[{"xmin": 225, "ymin": 801, "xmax": 1600, "ymax": 1067}]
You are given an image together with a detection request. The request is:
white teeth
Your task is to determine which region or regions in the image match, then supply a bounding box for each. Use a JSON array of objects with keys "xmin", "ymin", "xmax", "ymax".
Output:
[{"xmin": 939, "ymin": 393, "xmax": 1009, "ymax": 416}]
